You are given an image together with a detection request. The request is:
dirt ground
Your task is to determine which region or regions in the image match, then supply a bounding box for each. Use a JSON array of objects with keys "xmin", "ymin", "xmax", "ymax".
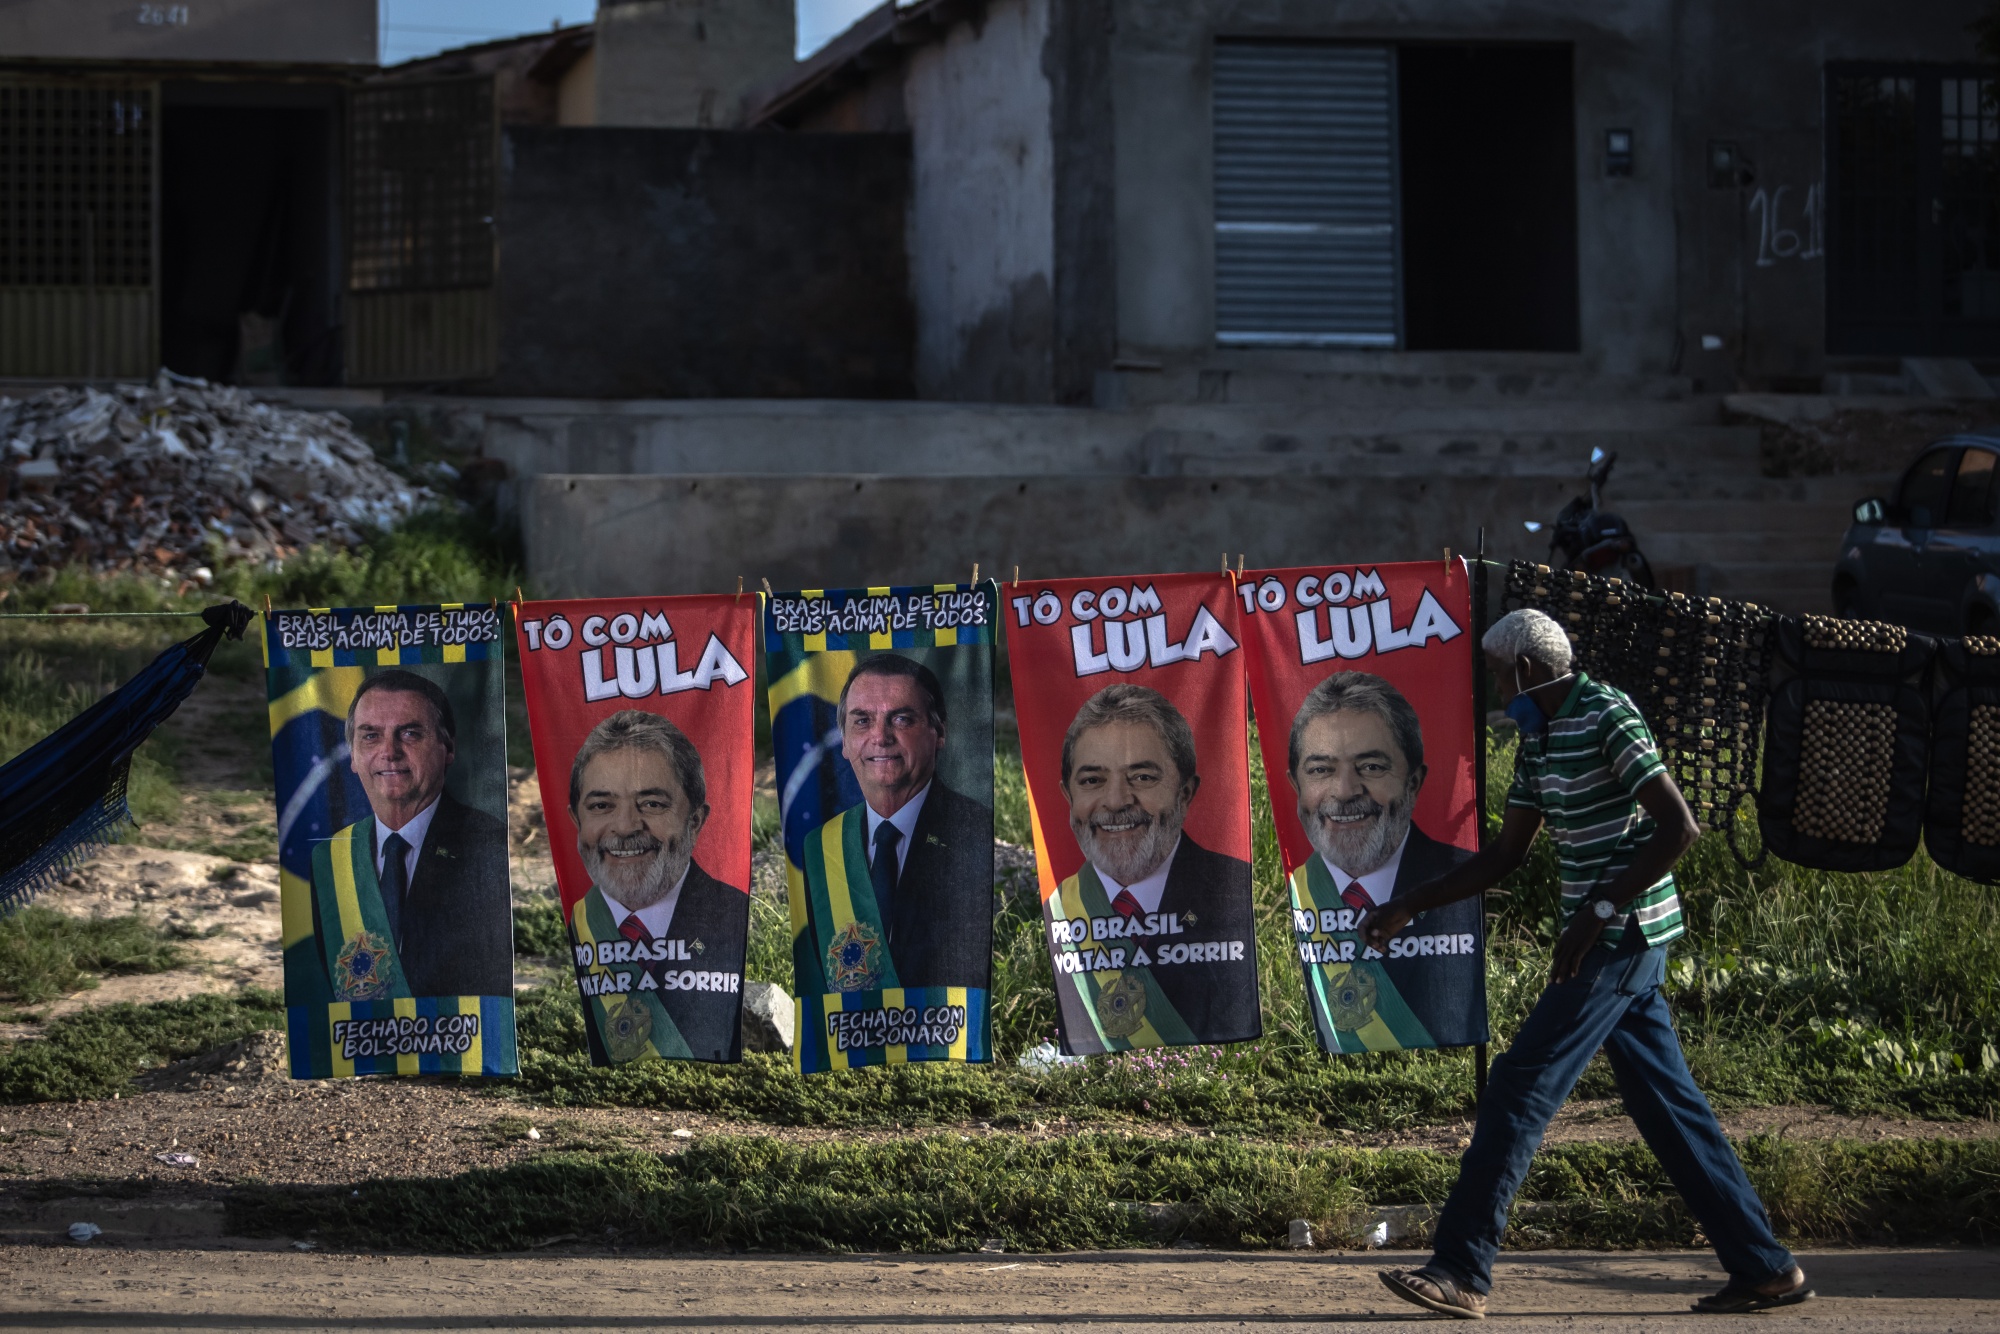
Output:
[{"xmin": 1, "ymin": 1245, "xmax": 1994, "ymax": 1333}]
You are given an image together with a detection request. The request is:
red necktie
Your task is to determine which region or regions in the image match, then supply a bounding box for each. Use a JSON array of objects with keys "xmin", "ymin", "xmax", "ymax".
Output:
[
  {"xmin": 619, "ymin": 913, "xmax": 647, "ymax": 944},
  {"xmin": 1112, "ymin": 890, "xmax": 1143, "ymax": 918},
  {"xmin": 1340, "ymin": 882, "xmax": 1372, "ymax": 914}
]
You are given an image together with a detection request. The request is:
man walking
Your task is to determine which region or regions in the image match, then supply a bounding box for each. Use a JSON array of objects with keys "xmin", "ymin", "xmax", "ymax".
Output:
[{"xmin": 1362, "ymin": 608, "xmax": 1810, "ymax": 1319}]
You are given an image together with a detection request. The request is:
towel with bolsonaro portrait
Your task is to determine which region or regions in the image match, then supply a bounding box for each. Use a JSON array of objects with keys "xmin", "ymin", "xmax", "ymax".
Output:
[
  {"xmin": 265, "ymin": 603, "xmax": 517, "ymax": 1080},
  {"xmin": 765, "ymin": 583, "xmax": 998, "ymax": 1074}
]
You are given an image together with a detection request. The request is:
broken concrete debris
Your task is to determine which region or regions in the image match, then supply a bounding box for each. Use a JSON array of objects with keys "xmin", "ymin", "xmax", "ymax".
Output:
[{"xmin": 0, "ymin": 374, "xmax": 431, "ymax": 579}]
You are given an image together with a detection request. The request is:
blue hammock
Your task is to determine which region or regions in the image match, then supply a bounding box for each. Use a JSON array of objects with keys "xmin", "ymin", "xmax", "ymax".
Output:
[{"xmin": 0, "ymin": 602, "xmax": 251, "ymax": 914}]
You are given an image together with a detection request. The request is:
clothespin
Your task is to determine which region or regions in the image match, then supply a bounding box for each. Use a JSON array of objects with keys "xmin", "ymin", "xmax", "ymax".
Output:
[
  {"xmin": 262, "ymin": 594, "xmax": 271, "ymax": 618},
  {"xmin": 761, "ymin": 577, "xmax": 774, "ymax": 598},
  {"xmin": 971, "ymin": 562, "xmax": 979, "ymax": 585},
  {"xmin": 515, "ymin": 585, "xmax": 525, "ymax": 607},
  {"xmin": 736, "ymin": 575, "xmax": 744, "ymax": 602},
  {"xmin": 1443, "ymin": 548, "xmax": 1452, "ymax": 572},
  {"xmin": 1221, "ymin": 551, "xmax": 1228, "ymax": 576},
  {"xmin": 1013, "ymin": 564, "xmax": 1020, "ymax": 588},
  {"xmin": 1236, "ymin": 554, "xmax": 1245, "ymax": 577}
]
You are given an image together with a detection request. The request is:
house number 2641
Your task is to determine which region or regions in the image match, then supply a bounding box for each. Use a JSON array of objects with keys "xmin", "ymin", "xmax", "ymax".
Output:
[{"xmin": 138, "ymin": 4, "xmax": 191, "ymax": 25}]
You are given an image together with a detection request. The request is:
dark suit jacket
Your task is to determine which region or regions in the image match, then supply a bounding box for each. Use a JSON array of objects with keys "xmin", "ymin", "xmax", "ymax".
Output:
[
  {"xmin": 387, "ymin": 790, "xmax": 512, "ymax": 998},
  {"xmin": 882, "ymin": 779, "xmax": 994, "ymax": 990},
  {"xmin": 1379, "ymin": 825, "xmax": 1487, "ymax": 1047},
  {"xmin": 580, "ymin": 858, "xmax": 750, "ymax": 1065},
  {"xmin": 1150, "ymin": 833, "xmax": 1261, "ymax": 1044}
]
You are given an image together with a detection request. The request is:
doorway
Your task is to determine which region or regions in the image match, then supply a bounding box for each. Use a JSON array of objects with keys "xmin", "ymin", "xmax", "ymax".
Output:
[
  {"xmin": 1397, "ymin": 44, "xmax": 1579, "ymax": 352},
  {"xmin": 1827, "ymin": 65, "xmax": 2000, "ymax": 358},
  {"xmin": 159, "ymin": 85, "xmax": 341, "ymax": 385}
]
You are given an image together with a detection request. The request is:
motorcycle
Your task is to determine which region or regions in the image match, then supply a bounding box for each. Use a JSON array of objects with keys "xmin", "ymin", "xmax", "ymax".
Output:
[{"xmin": 1524, "ymin": 447, "xmax": 1658, "ymax": 589}]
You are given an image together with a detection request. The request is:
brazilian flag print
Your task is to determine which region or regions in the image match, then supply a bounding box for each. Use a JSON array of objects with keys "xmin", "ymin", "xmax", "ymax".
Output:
[
  {"xmin": 766, "ymin": 583, "xmax": 996, "ymax": 1073},
  {"xmin": 267, "ymin": 604, "xmax": 517, "ymax": 1079}
]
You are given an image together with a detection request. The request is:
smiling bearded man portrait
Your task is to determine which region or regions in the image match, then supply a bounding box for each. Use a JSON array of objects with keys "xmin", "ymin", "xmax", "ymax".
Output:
[
  {"xmin": 566, "ymin": 709, "xmax": 748, "ymax": 1063},
  {"xmin": 1055, "ymin": 682, "xmax": 1257, "ymax": 1042},
  {"xmin": 1286, "ymin": 670, "xmax": 1481, "ymax": 1049}
]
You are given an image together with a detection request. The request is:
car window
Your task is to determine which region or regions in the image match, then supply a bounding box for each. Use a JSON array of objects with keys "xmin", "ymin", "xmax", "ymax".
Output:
[
  {"xmin": 1947, "ymin": 448, "xmax": 2000, "ymax": 527},
  {"xmin": 1900, "ymin": 448, "xmax": 1962, "ymax": 527}
]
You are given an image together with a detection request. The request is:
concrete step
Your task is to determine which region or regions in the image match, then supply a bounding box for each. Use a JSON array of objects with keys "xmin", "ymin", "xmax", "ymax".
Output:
[
  {"xmin": 469, "ymin": 396, "xmax": 1741, "ymax": 479},
  {"xmin": 1154, "ymin": 426, "xmax": 1764, "ymax": 479},
  {"xmin": 1142, "ymin": 396, "xmax": 1728, "ymax": 435},
  {"xmin": 1701, "ymin": 562, "xmax": 1836, "ymax": 614},
  {"xmin": 1102, "ymin": 365, "xmax": 1699, "ymax": 410}
]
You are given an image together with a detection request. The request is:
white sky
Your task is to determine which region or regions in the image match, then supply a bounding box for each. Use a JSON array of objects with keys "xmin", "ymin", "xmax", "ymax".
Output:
[{"xmin": 380, "ymin": 0, "xmax": 885, "ymax": 66}]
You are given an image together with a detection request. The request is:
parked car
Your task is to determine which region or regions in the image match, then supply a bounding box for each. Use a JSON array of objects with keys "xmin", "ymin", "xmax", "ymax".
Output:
[{"xmin": 1835, "ymin": 435, "xmax": 2000, "ymax": 634}]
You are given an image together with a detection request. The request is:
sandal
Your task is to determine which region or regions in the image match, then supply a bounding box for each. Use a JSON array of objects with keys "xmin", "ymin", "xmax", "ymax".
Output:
[
  {"xmin": 1692, "ymin": 1266, "xmax": 1814, "ymax": 1314},
  {"xmin": 1379, "ymin": 1266, "xmax": 1488, "ymax": 1320}
]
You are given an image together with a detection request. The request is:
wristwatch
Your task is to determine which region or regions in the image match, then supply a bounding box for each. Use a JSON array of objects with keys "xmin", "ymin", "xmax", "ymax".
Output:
[{"xmin": 1587, "ymin": 897, "xmax": 1619, "ymax": 922}]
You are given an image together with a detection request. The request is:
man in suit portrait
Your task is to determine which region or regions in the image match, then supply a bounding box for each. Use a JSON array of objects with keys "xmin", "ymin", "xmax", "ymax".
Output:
[
  {"xmin": 566, "ymin": 709, "xmax": 748, "ymax": 1064},
  {"xmin": 1056, "ymin": 682, "xmax": 1258, "ymax": 1044},
  {"xmin": 1287, "ymin": 670, "xmax": 1483, "ymax": 1048},
  {"xmin": 308, "ymin": 669, "xmax": 511, "ymax": 1002},
  {"xmin": 802, "ymin": 654, "xmax": 992, "ymax": 993}
]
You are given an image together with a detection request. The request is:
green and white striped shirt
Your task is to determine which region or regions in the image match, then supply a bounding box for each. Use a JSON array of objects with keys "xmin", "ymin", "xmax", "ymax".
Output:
[{"xmin": 1507, "ymin": 672, "xmax": 1684, "ymax": 950}]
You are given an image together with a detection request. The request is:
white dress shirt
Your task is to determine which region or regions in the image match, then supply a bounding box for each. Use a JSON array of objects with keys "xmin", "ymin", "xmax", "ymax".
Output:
[
  {"xmin": 863, "ymin": 780, "xmax": 931, "ymax": 881},
  {"xmin": 373, "ymin": 794, "xmax": 441, "ymax": 888},
  {"xmin": 597, "ymin": 864, "xmax": 691, "ymax": 939},
  {"xmin": 1095, "ymin": 835, "xmax": 1182, "ymax": 916},
  {"xmin": 1320, "ymin": 828, "xmax": 1410, "ymax": 908}
]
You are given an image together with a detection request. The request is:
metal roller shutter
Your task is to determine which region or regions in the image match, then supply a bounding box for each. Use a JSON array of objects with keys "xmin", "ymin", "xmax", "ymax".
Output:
[{"xmin": 1213, "ymin": 41, "xmax": 1399, "ymax": 348}]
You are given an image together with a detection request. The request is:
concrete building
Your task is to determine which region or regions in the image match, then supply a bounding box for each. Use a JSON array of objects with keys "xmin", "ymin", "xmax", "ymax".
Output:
[
  {"xmin": 0, "ymin": 0, "xmax": 376, "ymax": 384},
  {"xmin": 756, "ymin": 0, "xmax": 1994, "ymax": 402},
  {"xmin": 0, "ymin": 0, "xmax": 796, "ymax": 388}
]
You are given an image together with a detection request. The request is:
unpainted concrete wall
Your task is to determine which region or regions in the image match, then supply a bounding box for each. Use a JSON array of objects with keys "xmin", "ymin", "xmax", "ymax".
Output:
[
  {"xmin": 493, "ymin": 127, "xmax": 914, "ymax": 399},
  {"xmin": 523, "ymin": 471, "xmax": 1572, "ymax": 597},
  {"xmin": 906, "ymin": 0, "xmax": 1059, "ymax": 402},
  {"xmin": 0, "ymin": 0, "xmax": 373, "ymax": 63},
  {"xmin": 594, "ymin": 0, "xmax": 795, "ymax": 128},
  {"xmin": 1673, "ymin": 0, "xmax": 1986, "ymax": 387},
  {"xmin": 1111, "ymin": 0, "xmax": 1677, "ymax": 376}
]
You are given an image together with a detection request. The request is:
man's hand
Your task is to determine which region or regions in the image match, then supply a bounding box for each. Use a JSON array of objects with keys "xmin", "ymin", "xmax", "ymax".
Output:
[
  {"xmin": 1358, "ymin": 901, "xmax": 1412, "ymax": 955},
  {"xmin": 1550, "ymin": 910, "xmax": 1606, "ymax": 983}
]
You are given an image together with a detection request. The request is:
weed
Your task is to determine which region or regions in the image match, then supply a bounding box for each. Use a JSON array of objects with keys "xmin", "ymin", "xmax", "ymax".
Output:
[
  {"xmin": 512, "ymin": 899, "xmax": 567, "ymax": 958},
  {"xmin": 226, "ymin": 1133, "xmax": 2000, "ymax": 1254},
  {"xmin": 0, "ymin": 908, "xmax": 185, "ymax": 1006},
  {"xmin": 0, "ymin": 991, "xmax": 284, "ymax": 1102}
]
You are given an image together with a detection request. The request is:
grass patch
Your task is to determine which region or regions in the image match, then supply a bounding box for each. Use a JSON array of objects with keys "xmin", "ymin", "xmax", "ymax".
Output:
[
  {"xmin": 0, "ymin": 907, "xmax": 185, "ymax": 1006},
  {"xmin": 227, "ymin": 1133, "xmax": 2000, "ymax": 1253},
  {"xmin": 0, "ymin": 990, "xmax": 284, "ymax": 1102},
  {"xmin": 513, "ymin": 899, "xmax": 567, "ymax": 958}
]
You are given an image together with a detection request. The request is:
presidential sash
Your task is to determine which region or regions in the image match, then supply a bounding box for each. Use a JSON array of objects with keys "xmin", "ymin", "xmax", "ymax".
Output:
[
  {"xmin": 569, "ymin": 887, "xmax": 695, "ymax": 1064},
  {"xmin": 800, "ymin": 805, "xmax": 902, "ymax": 995},
  {"xmin": 1289, "ymin": 857, "xmax": 1435, "ymax": 1053},
  {"xmin": 310, "ymin": 817, "xmax": 413, "ymax": 1003},
  {"xmin": 1048, "ymin": 862, "xmax": 1198, "ymax": 1052}
]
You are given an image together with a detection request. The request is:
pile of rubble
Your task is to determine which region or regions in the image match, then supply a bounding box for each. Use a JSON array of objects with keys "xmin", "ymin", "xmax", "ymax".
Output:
[{"xmin": 0, "ymin": 373, "xmax": 431, "ymax": 580}]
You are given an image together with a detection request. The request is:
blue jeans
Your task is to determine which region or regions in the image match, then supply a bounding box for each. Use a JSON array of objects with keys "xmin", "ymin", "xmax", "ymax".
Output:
[{"xmin": 1428, "ymin": 941, "xmax": 1795, "ymax": 1294}]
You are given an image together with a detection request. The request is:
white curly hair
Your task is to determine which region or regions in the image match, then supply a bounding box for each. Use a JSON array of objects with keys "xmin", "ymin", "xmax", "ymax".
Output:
[{"xmin": 1481, "ymin": 608, "xmax": 1574, "ymax": 675}]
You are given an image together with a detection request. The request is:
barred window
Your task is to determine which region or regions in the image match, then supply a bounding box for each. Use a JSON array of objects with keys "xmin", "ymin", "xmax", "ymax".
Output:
[
  {"xmin": 0, "ymin": 83, "xmax": 154, "ymax": 288},
  {"xmin": 349, "ymin": 78, "xmax": 495, "ymax": 292}
]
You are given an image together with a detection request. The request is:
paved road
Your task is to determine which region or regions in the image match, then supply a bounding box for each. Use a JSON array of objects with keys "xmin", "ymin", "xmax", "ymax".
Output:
[{"xmin": 0, "ymin": 1246, "xmax": 1993, "ymax": 1331}]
